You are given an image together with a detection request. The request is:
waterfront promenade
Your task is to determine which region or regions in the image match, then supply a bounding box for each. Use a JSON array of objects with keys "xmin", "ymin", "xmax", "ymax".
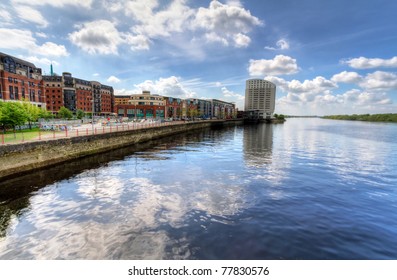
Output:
[{"xmin": 1, "ymin": 119, "xmax": 185, "ymax": 145}]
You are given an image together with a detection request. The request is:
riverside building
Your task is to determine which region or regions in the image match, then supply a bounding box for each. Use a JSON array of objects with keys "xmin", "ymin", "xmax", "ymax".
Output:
[
  {"xmin": 0, "ymin": 52, "xmax": 46, "ymax": 108},
  {"xmin": 114, "ymin": 91, "xmax": 165, "ymax": 119},
  {"xmin": 244, "ymin": 79, "xmax": 276, "ymax": 120},
  {"xmin": 43, "ymin": 72, "xmax": 114, "ymax": 115},
  {"xmin": 211, "ymin": 99, "xmax": 236, "ymax": 119}
]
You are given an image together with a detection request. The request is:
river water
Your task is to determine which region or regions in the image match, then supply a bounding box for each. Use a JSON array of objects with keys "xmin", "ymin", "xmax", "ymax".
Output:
[{"xmin": 0, "ymin": 118, "xmax": 397, "ymax": 259}]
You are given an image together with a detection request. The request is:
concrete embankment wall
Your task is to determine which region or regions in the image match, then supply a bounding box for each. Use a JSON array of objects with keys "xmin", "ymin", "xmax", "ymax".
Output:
[{"xmin": 0, "ymin": 120, "xmax": 243, "ymax": 181}]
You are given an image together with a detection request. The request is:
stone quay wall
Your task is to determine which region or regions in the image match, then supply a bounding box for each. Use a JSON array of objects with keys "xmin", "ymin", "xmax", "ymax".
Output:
[{"xmin": 0, "ymin": 119, "xmax": 243, "ymax": 181}]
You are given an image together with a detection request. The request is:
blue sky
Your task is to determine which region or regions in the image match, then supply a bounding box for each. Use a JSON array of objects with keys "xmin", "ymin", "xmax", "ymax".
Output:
[{"xmin": 1, "ymin": 0, "xmax": 397, "ymax": 115}]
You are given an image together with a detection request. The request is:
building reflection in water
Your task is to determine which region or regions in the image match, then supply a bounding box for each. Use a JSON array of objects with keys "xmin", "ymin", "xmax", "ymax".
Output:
[{"xmin": 243, "ymin": 123, "xmax": 273, "ymax": 167}]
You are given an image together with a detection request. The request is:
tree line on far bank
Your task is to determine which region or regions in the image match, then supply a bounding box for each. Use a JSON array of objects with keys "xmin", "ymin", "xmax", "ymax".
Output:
[
  {"xmin": 0, "ymin": 101, "xmax": 83, "ymax": 133},
  {"xmin": 322, "ymin": 113, "xmax": 397, "ymax": 122}
]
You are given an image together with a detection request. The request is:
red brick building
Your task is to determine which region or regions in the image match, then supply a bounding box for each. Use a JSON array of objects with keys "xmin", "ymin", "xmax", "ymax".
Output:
[
  {"xmin": 164, "ymin": 96, "xmax": 182, "ymax": 119},
  {"xmin": 43, "ymin": 72, "xmax": 114, "ymax": 115},
  {"xmin": 0, "ymin": 52, "xmax": 46, "ymax": 107}
]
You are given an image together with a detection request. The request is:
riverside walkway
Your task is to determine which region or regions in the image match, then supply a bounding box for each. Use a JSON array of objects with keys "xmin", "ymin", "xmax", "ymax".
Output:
[{"xmin": 0, "ymin": 119, "xmax": 187, "ymax": 145}]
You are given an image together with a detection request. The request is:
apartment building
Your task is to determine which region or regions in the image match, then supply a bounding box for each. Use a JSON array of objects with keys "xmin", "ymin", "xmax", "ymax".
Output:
[
  {"xmin": 186, "ymin": 98, "xmax": 212, "ymax": 119},
  {"xmin": 115, "ymin": 91, "xmax": 165, "ymax": 119},
  {"xmin": 0, "ymin": 52, "xmax": 46, "ymax": 107},
  {"xmin": 245, "ymin": 79, "xmax": 276, "ymax": 119},
  {"xmin": 43, "ymin": 72, "xmax": 114, "ymax": 115},
  {"xmin": 211, "ymin": 99, "xmax": 236, "ymax": 119},
  {"xmin": 163, "ymin": 96, "xmax": 182, "ymax": 119}
]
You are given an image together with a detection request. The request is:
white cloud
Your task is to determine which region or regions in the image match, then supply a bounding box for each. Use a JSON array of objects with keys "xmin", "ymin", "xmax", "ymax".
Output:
[
  {"xmin": 133, "ymin": 76, "xmax": 197, "ymax": 98},
  {"xmin": 225, "ymin": 0, "xmax": 243, "ymax": 7},
  {"xmin": 331, "ymin": 71, "xmax": 363, "ymax": 83},
  {"xmin": 11, "ymin": 0, "xmax": 93, "ymax": 8},
  {"xmin": 107, "ymin": 75, "xmax": 121, "ymax": 83},
  {"xmin": 17, "ymin": 56, "xmax": 60, "ymax": 67},
  {"xmin": 271, "ymin": 74, "xmax": 395, "ymax": 115},
  {"xmin": 249, "ymin": 55, "xmax": 299, "ymax": 76},
  {"xmin": 221, "ymin": 87, "xmax": 244, "ymax": 100},
  {"xmin": 0, "ymin": 28, "xmax": 68, "ymax": 57},
  {"xmin": 204, "ymin": 32, "xmax": 229, "ymax": 46},
  {"xmin": 125, "ymin": 34, "xmax": 151, "ymax": 51},
  {"xmin": 36, "ymin": 32, "xmax": 48, "ymax": 38},
  {"xmin": 276, "ymin": 88, "xmax": 394, "ymax": 116},
  {"xmin": 343, "ymin": 56, "xmax": 397, "ymax": 69},
  {"xmin": 124, "ymin": 0, "xmax": 194, "ymax": 38},
  {"xmin": 69, "ymin": 20, "xmax": 124, "ymax": 55},
  {"xmin": 265, "ymin": 75, "xmax": 337, "ymax": 95},
  {"xmin": 14, "ymin": 5, "xmax": 49, "ymax": 28},
  {"xmin": 37, "ymin": 42, "xmax": 69, "ymax": 57},
  {"xmin": 221, "ymin": 87, "xmax": 244, "ymax": 109},
  {"xmin": 233, "ymin": 33, "xmax": 251, "ymax": 48},
  {"xmin": 340, "ymin": 89, "xmax": 392, "ymax": 106},
  {"xmin": 359, "ymin": 71, "xmax": 397, "ymax": 91},
  {"xmin": 0, "ymin": 7, "xmax": 13, "ymax": 25},
  {"xmin": 193, "ymin": 0, "xmax": 262, "ymax": 47},
  {"xmin": 68, "ymin": 0, "xmax": 262, "ymax": 55},
  {"xmin": 265, "ymin": 39, "xmax": 290, "ymax": 51},
  {"xmin": 0, "ymin": 28, "xmax": 37, "ymax": 49},
  {"xmin": 114, "ymin": 89, "xmax": 135, "ymax": 96},
  {"xmin": 93, "ymin": 73, "xmax": 100, "ymax": 77}
]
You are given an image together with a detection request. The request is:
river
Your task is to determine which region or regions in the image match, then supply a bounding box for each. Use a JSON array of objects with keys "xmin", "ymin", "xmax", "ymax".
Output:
[{"xmin": 0, "ymin": 118, "xmax": 397, "ymax": 259}]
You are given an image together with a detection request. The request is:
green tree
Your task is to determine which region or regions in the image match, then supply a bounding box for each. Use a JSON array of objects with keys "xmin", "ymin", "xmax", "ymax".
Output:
[
  {"xmin": 187, "ymin": 108, "xmax": 199, "ymax": 119},
  {"xmin": 39, "ymin": 109, "xmax": 53, "ymax": 120},
  {"xmin": 22, "ymin": 101, "xmax": 41, "ymax": 129},
  {"xmin": 76, "ymin": 109, "xmax": 85, "ymax": 119},
  {"xmin": 57, "ymin": 107, "xmax": 73, "ymax": 119},
  {"xmin": 0, "ymin": 101, "xmax": 29, "ymax": 132}
]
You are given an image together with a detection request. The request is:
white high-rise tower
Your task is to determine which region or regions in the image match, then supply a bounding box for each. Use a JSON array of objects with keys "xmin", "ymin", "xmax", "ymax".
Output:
[{"xmin": 244, "ymin": 79, "xmax": 276, "ymax": 119}]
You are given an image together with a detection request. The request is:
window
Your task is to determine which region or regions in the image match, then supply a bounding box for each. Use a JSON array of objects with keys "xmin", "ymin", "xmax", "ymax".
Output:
[
  {"xmin": 15, "ymin": 87, "xmax": 19, "ymax": 99},
  {"xmin": 127, "ymin": 109, "xmax": 135, "ymax": 116},
  {"xmin": 3, "ymin": 56, "xmax": 16, "ymax": 73},
  {"xmin": 9, "ymin": 86, "xmax": 14, "ymax": 99}
]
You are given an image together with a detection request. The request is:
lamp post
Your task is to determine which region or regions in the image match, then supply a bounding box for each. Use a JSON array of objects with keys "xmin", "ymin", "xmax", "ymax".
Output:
[
  {"xmin": 134, "ymin": 99, "xmax": 137, "ymax": 120},
  {"xmin": 91, "ymin": 96, "xmax": 95, "ymax": 132}
]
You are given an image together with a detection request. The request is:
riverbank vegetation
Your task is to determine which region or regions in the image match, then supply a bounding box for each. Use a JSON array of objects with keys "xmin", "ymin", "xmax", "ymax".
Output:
[
  {"xmin": 273, "ymin": 113, "xmax": 286, "ymax": 120},
  {"xmin": 323, "ymin": 114, "xmax": 397, "ymax": 122}
]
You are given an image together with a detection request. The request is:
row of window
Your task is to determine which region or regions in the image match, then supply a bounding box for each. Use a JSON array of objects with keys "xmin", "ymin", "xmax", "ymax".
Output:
[{"xmin": 6, "ymin": 77, "xmax": 39, "ymax": 87}]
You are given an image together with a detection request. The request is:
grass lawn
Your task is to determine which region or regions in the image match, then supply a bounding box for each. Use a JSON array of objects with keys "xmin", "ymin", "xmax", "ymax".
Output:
[{"xmin": 1, "ymin": 128, "xmax": 57, "ymax": 144}]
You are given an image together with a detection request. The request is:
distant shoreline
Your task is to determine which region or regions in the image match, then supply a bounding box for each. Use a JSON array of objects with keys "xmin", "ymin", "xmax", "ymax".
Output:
[{"xmin": 322, "ymin": 113, "xmax": 397, "ymax": 123}]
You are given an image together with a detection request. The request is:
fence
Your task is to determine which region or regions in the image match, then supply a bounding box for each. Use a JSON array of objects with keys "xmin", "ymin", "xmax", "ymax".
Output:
[{"xmin": 1, "ymin": 120, "xmax": 186, "ymax": 145}]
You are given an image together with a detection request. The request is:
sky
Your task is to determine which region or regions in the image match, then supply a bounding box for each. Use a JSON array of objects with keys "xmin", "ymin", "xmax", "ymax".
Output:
[{"xmin": 1, "ymin": 0, "xmax": 397, "ymax": 115}]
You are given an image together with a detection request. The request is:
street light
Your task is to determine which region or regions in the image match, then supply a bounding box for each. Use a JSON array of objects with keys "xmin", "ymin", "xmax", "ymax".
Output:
[{"xmin": 91, "ymin": 97, "xmax": 95, "ymax": 132}]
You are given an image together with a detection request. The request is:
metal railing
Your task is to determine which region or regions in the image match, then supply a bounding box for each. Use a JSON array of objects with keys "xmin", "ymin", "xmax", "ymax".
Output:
[{"xmin": 1, "ymin": 120, "xmax": 187, "ymax": 145}]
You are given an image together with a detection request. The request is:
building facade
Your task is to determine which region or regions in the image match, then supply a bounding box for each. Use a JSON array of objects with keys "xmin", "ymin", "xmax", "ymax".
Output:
[
  {"xmin": 114, "ymin": 94, "xmax": 238, "ymax": 120},
  {"xmin": 43, "ymin": 72, "xmax": 114, "ymax": 115},
  {"xmin": 244, "ymin": 79, "xmax": 276, "ymax": 119},
  {"xmin": 164, "ymin": 96, "xmax": 182, "ymax": 119},
  {"xmin": 114, "ymin": 95, "xmax": 130, "ymax": 106},
  {"xmin": 115, "ymin": 91, "xmax": 165, "ymax": 119},
  {"xmin": 211, "ymin": 99, "xmax": 236, "ymax": 119},
  {"xmin": 0, "ymin": 52, "xmax": 46, "ymax": 107},
  {"xmin": 186, "ymin": 98, "xmax": 211, "ymax": 119}
]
